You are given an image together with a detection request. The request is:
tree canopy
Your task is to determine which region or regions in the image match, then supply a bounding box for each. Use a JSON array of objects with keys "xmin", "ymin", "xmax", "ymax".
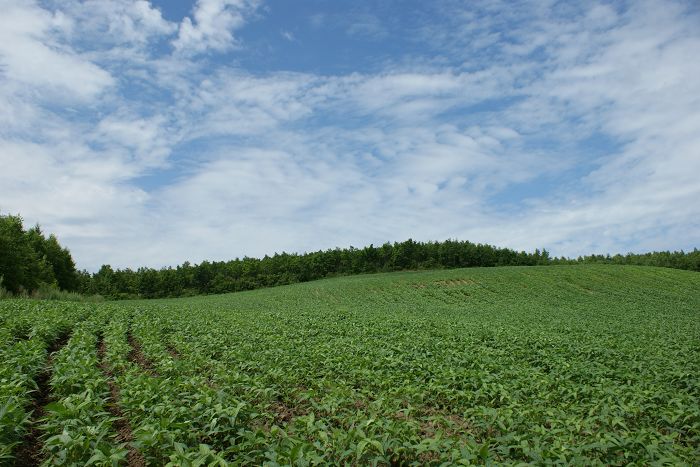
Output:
[
  {"xmin": 75, "ymin": 240, "xmax": 699, "ymax": 300},
  {"xmin": 2, "ymin": 211, "xmax": 697, "ymax": 300},
  {"xmin": 0, "ymin": 213, "xmax": 78, "ymax": 294}
]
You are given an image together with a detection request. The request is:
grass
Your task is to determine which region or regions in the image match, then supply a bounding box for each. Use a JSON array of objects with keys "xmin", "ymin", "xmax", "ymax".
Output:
[
  {"xmin": 1, "ymin": 264, "xmax": 699, "ymax": 465},
  {"xmin": 0, "ymin": 281, "xmax": 103, "ymax": 302}
]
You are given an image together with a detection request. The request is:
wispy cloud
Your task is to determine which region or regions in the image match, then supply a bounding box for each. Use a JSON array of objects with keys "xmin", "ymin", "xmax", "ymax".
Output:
[
  {"xmin": 308, "ymin": 13, "xmax": 325, "ymax": 29},
  {"xmin": 0, "ymin": 0, "xmax": 698, "ymax": 270},
  {"xmin": 345, "ymin": 13, "xmax": 387, "ymax": 39},
  {"xmin": 173, "ymin": 0, "xmax": 260, "ymax": 54}
]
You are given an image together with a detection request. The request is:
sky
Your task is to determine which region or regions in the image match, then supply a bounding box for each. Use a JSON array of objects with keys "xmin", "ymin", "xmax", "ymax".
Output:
[{"xmin": 1, "ymin": 0, "xmax": 699, "ymax": 271}]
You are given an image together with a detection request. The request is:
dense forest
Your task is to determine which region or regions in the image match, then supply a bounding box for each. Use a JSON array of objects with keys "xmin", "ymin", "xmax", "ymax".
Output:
[
  {"xmin": 79, "ymin": 243, "xmax": 700, "ymax": 299},
  {"xmin": 77, "ymin": 240, "xmax": 553, "ymax": 299},
  {"xmin": 0, "ymin": 213, "xmax": 78, "ymax": 294},
  {"xmin": 1, "ymin": 212, "xmax": 699, "ymax": 299}
]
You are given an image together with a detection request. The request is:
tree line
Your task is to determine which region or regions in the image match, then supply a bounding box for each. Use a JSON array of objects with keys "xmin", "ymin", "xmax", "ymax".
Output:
[
  {"xmin": 1, "ymin": 212, "xmax": 698, "ymax": 299},
  {"xmin": 77, "ymin": 240, "xmax": 553, "ymax": 299},
  {"xmin": 552, "ymin": 251, "xmax": 700, "ymax": 271},
  {"xmin": 0, "ymin": 213, "xmax": 78, "ymax": 294},
  {"xmin": 76, "ymin": 242, "xmax": 700, "ymax": 300}
]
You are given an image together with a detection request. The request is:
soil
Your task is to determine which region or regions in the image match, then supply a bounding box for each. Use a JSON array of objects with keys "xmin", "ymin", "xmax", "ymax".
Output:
[{"xmin": 127, "ymin": 333, "xmax": 157, "ymax": 376}]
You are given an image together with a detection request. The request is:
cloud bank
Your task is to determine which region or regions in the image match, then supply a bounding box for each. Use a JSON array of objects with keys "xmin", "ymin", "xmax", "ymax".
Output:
[{"xmin": 1, "ymin": 0, "xmax": 698, "ymax": 270}]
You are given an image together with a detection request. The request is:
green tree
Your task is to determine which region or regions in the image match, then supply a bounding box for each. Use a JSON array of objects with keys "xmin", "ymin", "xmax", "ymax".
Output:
[
  {"xmin": 44, "ymin": 234, "xmax": 78, "ymax": 290},
  {"xmin": 0, "ymin": 214, "xmax": 37, "ymax": 293}
]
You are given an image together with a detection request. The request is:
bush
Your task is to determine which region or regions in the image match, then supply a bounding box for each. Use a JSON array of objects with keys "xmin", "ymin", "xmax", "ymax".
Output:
[{"xmin": 0, "ymin": 279, "xmax": 102, "ymax": 302}]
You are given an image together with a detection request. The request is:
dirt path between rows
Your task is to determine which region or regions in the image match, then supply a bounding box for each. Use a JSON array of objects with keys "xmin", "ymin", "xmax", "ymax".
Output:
[
  {"xmin": 127, "ymin": 333, "xmax": 158, "ymax": 376},
  {"xmin": 98, "ymin": 338, "xmax": 147, "ymax": 467},
  {"xmin": 13, "ymin": 331, "xmax": 70, "ymax": 466}
]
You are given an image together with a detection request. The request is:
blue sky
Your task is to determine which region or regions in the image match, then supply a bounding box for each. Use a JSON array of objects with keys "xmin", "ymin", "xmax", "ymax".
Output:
[{"xmin": 1, "ymin": 0, "xmax": 699, "ymax": 271}]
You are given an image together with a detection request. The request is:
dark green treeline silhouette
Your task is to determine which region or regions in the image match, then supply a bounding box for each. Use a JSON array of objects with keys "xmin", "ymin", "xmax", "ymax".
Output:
[
  {"xmin": 77, "ymin": 242, "xmax": 699, "ymax": 300},
  {"xmin": 0, "ymin": 213, "xmax": 78, "ymax": 294},
  {"xmin": 1, "ymin": 212, "xmax": 698, "ymax": 300}
]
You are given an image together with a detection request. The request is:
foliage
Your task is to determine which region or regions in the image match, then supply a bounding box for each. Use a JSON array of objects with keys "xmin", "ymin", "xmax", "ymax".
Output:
[
  {"xmin": 78, "ymin": 239, "xmax": 556, "ymax": 299},
  {"xmin": 553, "ymin": 250, "xmax": 700, "ymax": 271},
  {"xmin": 0, "ymin": 277, "xmax": 12, "ymax": 299},
  {"xmin": 74, "ymin": 238, "xmax": 699, "ymax": 300},
  {"xmin": 41, "ymin": 315, "xmax": 127, "ymax": 466},
  {"xmin": 0, "ymin": 301, "xmax": 87, "ymax": 462},
  {"xmin": 3, "ymin": 212, "xmax": 697, "ymax": 302},
  {"xmin": 0, "ymin": 212, "xmax": 79, "ymax": 295},
  {"xmin": 30, "ymin": 284, "xmax": 103, "ymax": 302},
  {"xmin": 0, "ymin": 282, "xmax": 102, "ymax": 302},
  {"xmin": 1, "ymin": 265, "xmax": 698, "ymax": 464}
]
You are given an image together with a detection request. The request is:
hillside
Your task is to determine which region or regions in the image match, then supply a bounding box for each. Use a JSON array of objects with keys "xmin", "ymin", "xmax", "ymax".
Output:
[{"xmin": 1, "ymin": 265, "xmax": 699, "ymax": 464}]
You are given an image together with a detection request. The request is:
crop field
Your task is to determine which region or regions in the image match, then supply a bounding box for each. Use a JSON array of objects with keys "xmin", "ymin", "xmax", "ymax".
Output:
[{"xmin": 1, "ymin": 265, "xmax": 699, "ymax": 465}]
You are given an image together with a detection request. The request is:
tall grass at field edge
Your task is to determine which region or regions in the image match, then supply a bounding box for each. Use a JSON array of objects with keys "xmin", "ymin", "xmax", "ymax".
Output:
[{"xmin": 0, "ymin": 277, "xmax": 103, "ymax": 302}]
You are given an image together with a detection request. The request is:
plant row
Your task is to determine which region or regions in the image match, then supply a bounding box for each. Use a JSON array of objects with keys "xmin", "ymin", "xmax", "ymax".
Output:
[
  {"xmin": 0, "ymin": 301, "xmax": 85, "ymax": 462},
  {"xmin": 40, "ymin": 315, "xmax": 127, "ymax": 465},
  {"xmin": 101, "ymin": 308, "xmax": 245, "ymax": 465}
]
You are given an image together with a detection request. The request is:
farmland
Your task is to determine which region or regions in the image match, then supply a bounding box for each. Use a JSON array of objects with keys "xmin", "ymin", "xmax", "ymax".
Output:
[{"xmin": 1, "ymin": 265, "xmax": 699, "ymax": 465}]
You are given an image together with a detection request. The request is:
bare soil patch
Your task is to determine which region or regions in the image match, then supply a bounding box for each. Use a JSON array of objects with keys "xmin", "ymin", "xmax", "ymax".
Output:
[
  {"xmin": 166, "ymin": 344, "xmax": 180, "ymax": 359},
  {"xmin": 127, "ymin": 333, "xmax": 157, "ymax": 376}
]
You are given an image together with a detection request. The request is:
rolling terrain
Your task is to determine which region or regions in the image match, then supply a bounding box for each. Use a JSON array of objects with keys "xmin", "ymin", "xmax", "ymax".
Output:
[{"xmin": 1, "ymin": 265, "xmax": 699, "ymax": 465}]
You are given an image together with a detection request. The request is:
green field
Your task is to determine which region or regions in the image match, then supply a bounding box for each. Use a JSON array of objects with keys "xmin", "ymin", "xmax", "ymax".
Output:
[{"xmin": 1, "ymin": 265, "xmax": 699, "ymax": 465}]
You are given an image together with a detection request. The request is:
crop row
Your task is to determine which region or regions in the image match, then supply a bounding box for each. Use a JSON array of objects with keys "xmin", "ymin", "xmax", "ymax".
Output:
[
  {"xmin": 40, "ymin": 315, "xmax": 127, "ymax": 465},
  {"xmin": 0, "ymin": 301, "xmax": 88, "ymax": 463},
  {"xmin": 116, "ymin": 266, "xmax": 699, "ymax": 464},
  {"xmin": 101, "ymin": 308, "xmax": 243, "ymax": 465},
  {"xmin": 1, "ymin": 265, "xmax": 699, "ymax": 464},
  {"xmin": 0, "ymin": 332, "xmax": 47, "ymax": 461}
]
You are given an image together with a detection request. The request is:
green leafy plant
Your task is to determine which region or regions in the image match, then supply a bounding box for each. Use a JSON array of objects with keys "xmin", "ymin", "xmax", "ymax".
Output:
[{"xmin": 1, "ymin": 265, "xmax": 699, "ymax": 464}]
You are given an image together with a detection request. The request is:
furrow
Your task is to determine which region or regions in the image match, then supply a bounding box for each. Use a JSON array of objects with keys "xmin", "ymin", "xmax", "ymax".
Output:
[
  {"xmin": 98, "ymin": 337, "xmax": 146, "ymax": 467},
  {"xmin": 12, "ymin": 331, "xmax": 70, "ymax": 467}
]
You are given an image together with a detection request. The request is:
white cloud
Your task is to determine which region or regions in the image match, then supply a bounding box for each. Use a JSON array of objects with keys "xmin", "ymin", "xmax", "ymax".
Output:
[
  {"xmin": 94, "ymin": 113, "xmax": 176, "ymax": 169},
  {"xmin": 173, "ymin": 0, "xmax": 259, "ymax": 54},
  {"xmin": 0, "ymin": 1, "xmax": 114, "ymax": 101},
  {"xmin": 449, "ymin": 0, "xmax": 700, "ymax": 255},
  {"xmin": 327, "ymin": 66, "xmax": 523, "ymax": 122},
  {"xmin": 52, "ymin": 0, "xmax": 176, "ymax": 45},
  {"xmin": 0, "ymin": 138, "xmax": 149, "ymax": 251},
  {"xmin": 1, "ymin": 0, "xmax": 698, "ymax": 271}
]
